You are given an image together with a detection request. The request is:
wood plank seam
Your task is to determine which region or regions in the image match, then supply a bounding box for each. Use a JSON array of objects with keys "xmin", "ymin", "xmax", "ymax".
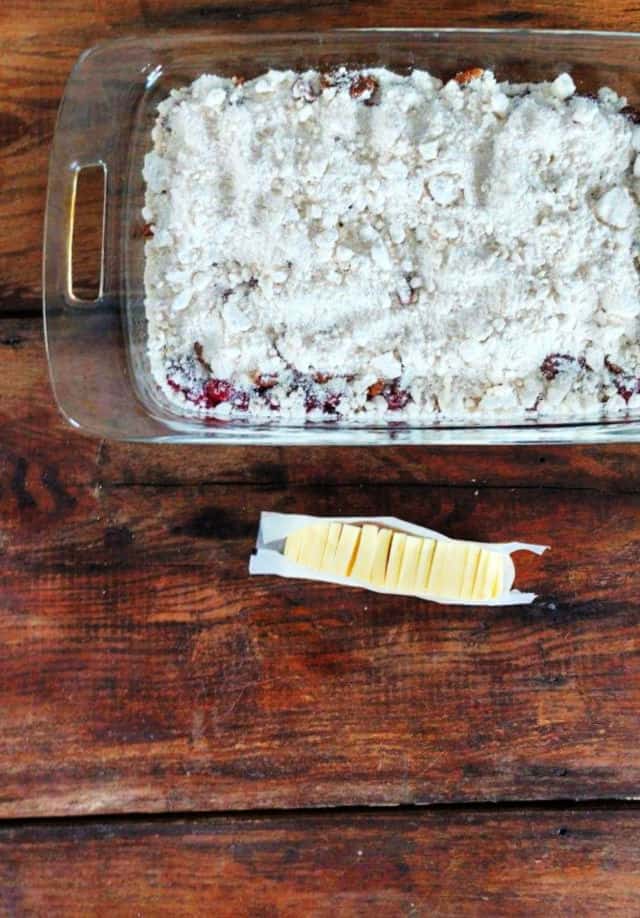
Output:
[{"xmin": 4, "ymin": 798, "xmax": 640, "ymax": 831}]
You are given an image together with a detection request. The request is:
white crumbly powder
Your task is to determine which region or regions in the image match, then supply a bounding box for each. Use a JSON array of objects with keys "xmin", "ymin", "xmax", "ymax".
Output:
[{"xmin": 143, "ymin": 67, "xmax": 640, "ymax": 422}]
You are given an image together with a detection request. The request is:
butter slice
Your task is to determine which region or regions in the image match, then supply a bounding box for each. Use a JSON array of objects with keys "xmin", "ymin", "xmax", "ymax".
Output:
[
  {"xmin": 283, "ymin": 527, "xmax": 304, "ymax": 563},
  {"xmin": 385, "ymin": 532, "xmax": 407, "ymax": 589},
  {"xmin": 351, "ymin": 524, "xmax": 379, "ymax": 582},
  {"xmin": 416, "ymin": 538, "xmax": 436, "ymax": 592},
  {"xmin": 397, "ymin": 535, "xmax": 423, "ymax": 593},
  {"xmin": 460, "ymin": 545, "xmax": 482, "ymax": 600},
  {"xmin": 320, "ymin": 522, "xmax": 342, "ymax": 571},
  {"xmin": 489, "ymin": 552, "xmax": 504, "ymax": 598},
  {"xmin": 473, "ymin": 549, "xmax": 503, "ymax": 600},
  {"xmin": 472, "ymin": 550, "xmax": 490, "ymax": 600},
  {"xmin": 427, "ymin": 540, "xmax": 466, "ymax": 599},
  {"xmin": 370, "ymin": 528, "xmax": 393, "ymax": 587},
  {"xmin": 298, "ymin": 523, "xmax": 328, "ymax": 568},
  {"xmin": 330, "ymin": 524, "xmax": 362, "ymax": 577}
]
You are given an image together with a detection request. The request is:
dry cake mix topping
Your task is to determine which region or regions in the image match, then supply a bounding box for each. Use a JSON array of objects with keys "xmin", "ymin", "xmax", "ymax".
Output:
[{"xmin": 143, "ymin": 67, "xmax": 640, "ymax": 422}]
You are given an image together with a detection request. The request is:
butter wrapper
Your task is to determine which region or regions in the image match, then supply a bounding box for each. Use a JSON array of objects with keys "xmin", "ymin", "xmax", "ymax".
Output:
[{"xmin": 249, "ymin": 512, "xmax": 548, "ymax": 606}]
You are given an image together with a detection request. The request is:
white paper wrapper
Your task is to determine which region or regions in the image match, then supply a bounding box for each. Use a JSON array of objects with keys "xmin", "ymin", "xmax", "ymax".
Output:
[{"xmin": 249, "ymin": 512, "xmax": 548, "ymax": 606}]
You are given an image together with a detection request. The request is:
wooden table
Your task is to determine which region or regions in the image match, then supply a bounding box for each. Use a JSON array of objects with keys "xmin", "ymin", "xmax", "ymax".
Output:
[{"xmin": 3, "ymin": 1, "xmax": 640, "ymax": 914}]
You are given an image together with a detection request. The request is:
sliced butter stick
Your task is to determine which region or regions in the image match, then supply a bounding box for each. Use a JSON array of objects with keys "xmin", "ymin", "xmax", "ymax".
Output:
[
  {"xmin": 351, "ymin": 524, "xmax": 379, "ymax": 582},
  {"xmin": 280, "ymin": 522, "xmax": 510, "ymax": 603}
]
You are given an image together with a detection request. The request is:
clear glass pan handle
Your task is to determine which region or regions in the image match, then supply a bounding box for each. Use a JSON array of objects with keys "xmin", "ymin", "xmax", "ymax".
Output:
[{"xmin": 43, "ymin": 42, "xmax": 163, "ymax": 438}]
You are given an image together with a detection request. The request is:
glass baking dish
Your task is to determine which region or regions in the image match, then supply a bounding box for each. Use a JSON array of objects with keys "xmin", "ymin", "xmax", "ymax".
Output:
[{"xmin": 44, "ymin": 28, "xmax": 640, "ymax": 444}]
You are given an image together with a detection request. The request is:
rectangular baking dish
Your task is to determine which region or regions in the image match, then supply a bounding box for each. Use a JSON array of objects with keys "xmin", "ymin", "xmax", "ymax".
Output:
[{"xmin": 44, "ymin": 28, "xmax": 640, "ymax": 444}]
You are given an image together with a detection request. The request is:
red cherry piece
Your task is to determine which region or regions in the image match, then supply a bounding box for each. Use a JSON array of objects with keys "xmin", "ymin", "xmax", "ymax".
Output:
[
  {"xmin": 383, "ymin": 382, "xmax": 411, "ymax": 410},
  {"xmin": 349, "ymin": 74, "xmax": 380, "ymax": 105},
  {"xmin": 202, "ymin": 378, "xmax": 234, "ymax": 408},
  {"xmin": 540, "ymin": 353, "xmax": 574, "ymax": 381},
  {"xmin": 304, "ymin": 392, "xmax": 321, "ymax": 413},
  {"xmin": 322, "ymin": 393, "xmax": 341, "ymax": 414},
  {"xmin": 233, "ymin": 390, "xmax": 250, "ymax": 411},
  {"xmin": 620, "ymin": 104, "xmax": 640, "ymax": 124},
  {"xmin": 614, "ymin": 379, "xmax": 638, "ymax": 403},
  {"xmin": 605, "ymin": 355, "xmax": 624, "ymax": 375},
  {"xmin": 167, "ymin": 375, "xmax": 201, "ymax": 405}
]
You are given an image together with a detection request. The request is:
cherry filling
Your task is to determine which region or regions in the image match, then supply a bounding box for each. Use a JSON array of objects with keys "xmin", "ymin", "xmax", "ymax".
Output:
[
  {"xmin": 304, "ymin": 391, "xmax": 342, "ymax": 414},
  {"xmin": 202, "ymin": 378, "xmax": 234, "ymax": 407},
  {"xmin": 540, "ymin": 353, "xmax": 591, "ymax": 382},
  {"xmin": 604, "ymin": 356, "xmax": 640, "ymax": 403},
  {"xmin": 454, "ymin": 67, "xmax": 485, "ymax": 85},
  {"xmin": 254, "ymin": 374, "xmax": 280, "ymax": 411},
  {"xmin": 614, "ymin": 381, "xmax": 636, "ymax": 403},
  {"xmin": 166, "ymin": 376, "xmax": 203, "ymax": 406},
  {"xmin": 167, "ymin": 368, "xmax": 345, "ymax": 415},
  {"xmin": 168, "ymin": 355, "xmax": 416, "ymax": 416},
  {"xmin": 166, "ymin": 375, "xmax": 249, "ymax": 411},
  {"xmin": 540, "ymin": 353, "xmax": 576, "ymax": 381},
  {"xmin": 367, "ymin": 379, "xmax": 412, "ymax": 410},
  {"xmin": 349, "ymin": 74, "xmax": 380, "ymax": 105},
  {"xmin": 281, "ymin": 370, "xmax": 342, "ymax": 414},
  {"xmin": 382, "ymin": 382, "xmax": 411, "ymax": 410},
  {"xmin": 539, "ymin": 354, "xmax": 639, "ymax": 406},
  {"xmin": 255, "ymin": 373, "xmax": 278, "ymax": 391},
  {"xmin": 620, "ymin": 104, "xmax": 640, "ymax": 124}
]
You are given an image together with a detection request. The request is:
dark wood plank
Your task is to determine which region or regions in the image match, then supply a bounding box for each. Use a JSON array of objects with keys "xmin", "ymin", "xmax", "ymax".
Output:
[
  {"xmin": 3, "ymin": 1, "xmax": 640, "ymax": 315},
  {"xmin": 2, "ymin": 807, "xmax": 640, "ymax": 916},
  {"xmin": 4, "ymin": 0, "xmax": 640, "ymax": 834},
  {"xmin": 5, "ymin": 316, "xmax": 640, "ymax": 492},
  {"xmin": 2, "ymin": 453, "xmax": 640, "ymax": 816}
]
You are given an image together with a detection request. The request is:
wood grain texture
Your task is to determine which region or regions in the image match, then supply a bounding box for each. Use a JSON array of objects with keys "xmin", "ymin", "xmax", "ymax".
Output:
[
  {"xmin": 2, "ymin": 807, "xmax": 640, "ymax": 916},
  {"xmin": 3, "ymin": 0, "xmax": 640, "ymax": 314},
  {"xmin": 4, "ymin": 16, "xmax": 640, "ymax": 918},
  {"xmin": 5, "ymin": 316, "xmax": 640, "ymax": 492},
  {"xmin": 3, "ymin": 387, "xmax": 640, "ymax": 816}
]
